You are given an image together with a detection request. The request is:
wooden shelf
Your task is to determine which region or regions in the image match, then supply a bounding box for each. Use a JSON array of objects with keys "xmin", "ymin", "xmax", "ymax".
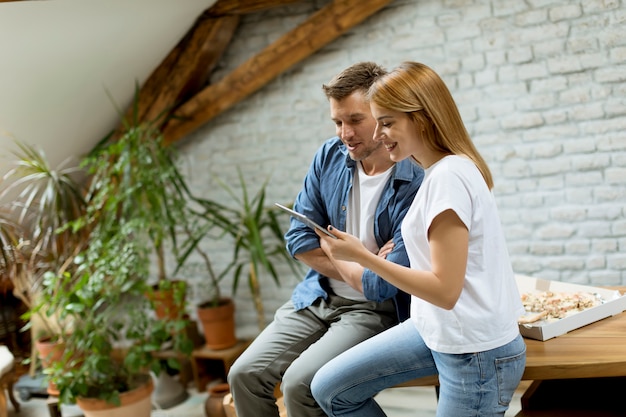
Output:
[{"xmin": 190, "ymin": 340, "xmax": 251, "ymax": 391}]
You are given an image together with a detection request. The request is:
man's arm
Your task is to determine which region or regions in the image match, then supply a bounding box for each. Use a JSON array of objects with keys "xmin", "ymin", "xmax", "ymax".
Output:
[
  {"xmin": 294, "ymin": 246, "xmax": 366, "ymax": 294},
  {"xmin": 294, "ymin": 248, "xmax": 342, "ymax": 280},
  {"xmin": 304, "ymin": 240, "xmax": 396, "ymax": 294}
]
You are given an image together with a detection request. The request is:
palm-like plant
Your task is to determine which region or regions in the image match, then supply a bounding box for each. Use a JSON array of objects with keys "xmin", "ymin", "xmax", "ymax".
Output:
[
  {"xmin": 192, "ymin": 167, "xmax": 301, "ymax": 330},
  {"xmin": 0, "ymin": 139, "xmax": 88, "ymax": 337}
]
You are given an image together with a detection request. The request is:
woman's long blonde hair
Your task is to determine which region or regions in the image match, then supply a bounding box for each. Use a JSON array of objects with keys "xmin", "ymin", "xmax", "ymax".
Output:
[{"xmin": 369, "ymin": 62, "xmax": 493, "ymax": 189}]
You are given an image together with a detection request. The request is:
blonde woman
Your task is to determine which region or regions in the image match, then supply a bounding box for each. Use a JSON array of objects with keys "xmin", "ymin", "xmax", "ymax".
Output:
[{"xmin": 311, "ymin": 62, "xmax": 526, "ymax": 417}]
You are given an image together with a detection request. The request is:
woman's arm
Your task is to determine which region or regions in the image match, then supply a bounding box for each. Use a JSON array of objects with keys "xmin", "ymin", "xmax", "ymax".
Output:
[
  {"xmin": 301, "ymin": 240, "xmax": 397, "ymax": 293},
  {"xmin": 317, "ymin": 209, "xmax": 468, "ymax": 310}
]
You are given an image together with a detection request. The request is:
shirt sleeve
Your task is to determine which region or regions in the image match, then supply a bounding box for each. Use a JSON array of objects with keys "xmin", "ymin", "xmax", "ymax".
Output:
[{"xmin": 424, "ymin": 166, "xmax": 472, "ymax": 233}]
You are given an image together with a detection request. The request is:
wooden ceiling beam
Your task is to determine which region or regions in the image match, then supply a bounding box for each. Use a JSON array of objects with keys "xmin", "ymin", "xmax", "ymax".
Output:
[
  {"xmin": 124, "ymin": 12, "xmax": 240, "ymax": 129},
  {"xmin": 208, "ymin": 0, "xmax": 302, "ymax": 16},
  {"xmin": 162, "ymin": 0, "xmax": 393, "ymax": 144}
]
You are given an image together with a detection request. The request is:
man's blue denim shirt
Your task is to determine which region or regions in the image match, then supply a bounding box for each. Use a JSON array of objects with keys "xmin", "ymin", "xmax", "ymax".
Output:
[{"xmin": 285, "ymin": 137, "xmax": 424, "ymax": 321}]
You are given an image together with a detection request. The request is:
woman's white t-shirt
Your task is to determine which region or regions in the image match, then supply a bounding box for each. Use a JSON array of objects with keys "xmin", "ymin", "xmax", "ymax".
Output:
[{"xmin": 403, "ymin": 155, "xmax": 524, "ymax": 354}]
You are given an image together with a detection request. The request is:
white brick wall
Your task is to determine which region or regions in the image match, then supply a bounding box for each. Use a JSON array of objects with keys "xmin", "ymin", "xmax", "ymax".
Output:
[{"xmin": 176, "ymin": 0, "xmax": 626, "ymax": 333}]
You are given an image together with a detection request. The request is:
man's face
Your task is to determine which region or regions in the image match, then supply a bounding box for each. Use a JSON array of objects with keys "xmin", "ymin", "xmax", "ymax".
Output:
[{"xmin": 329, "ymin": 91, "xmax": 382, "ymax": 161}]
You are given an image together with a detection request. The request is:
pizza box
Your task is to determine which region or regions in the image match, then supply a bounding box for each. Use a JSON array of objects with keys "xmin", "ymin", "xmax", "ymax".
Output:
[{"xmin": 515, "ymin": 275, "xmax": 626, "ymax": 341}]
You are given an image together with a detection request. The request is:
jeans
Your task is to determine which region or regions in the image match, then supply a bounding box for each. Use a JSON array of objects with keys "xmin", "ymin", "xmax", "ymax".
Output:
[
  {"xmin": 227, "ymin": 295, "xmax": 397, "ymax": 417},
  {"xmin": 311, "ymin": 320, "xmax": 526, "ymax": 417}
]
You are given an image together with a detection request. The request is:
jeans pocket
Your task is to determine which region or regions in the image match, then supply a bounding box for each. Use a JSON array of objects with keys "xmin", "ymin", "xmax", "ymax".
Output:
[{"xmin": 495, "ymin": 348, "xmax": 526, "ymax": 406}]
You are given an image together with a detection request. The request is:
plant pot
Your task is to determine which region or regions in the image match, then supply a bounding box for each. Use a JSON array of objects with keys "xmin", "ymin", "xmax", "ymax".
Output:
[
  {"xmin": 76, "ymin": 376, "xmax": 154, "ymax": 417},
  {"xmin": 151, "ymin": 370, "xmax": 188, "ymax": 409},
  {"xmin": 205, "ymin": 382, "xmax": 230, "ymax": 417},
  {"xmin": 147, "ymin": 280, "xmax": 187, "ymax": 320},
  {"xmin": 197, "ymin": 298, "xmax": 237, "ymax": 350},
  {"xmin": 34, "ymin": 336, "xmax": 65, "ymax": 396}
]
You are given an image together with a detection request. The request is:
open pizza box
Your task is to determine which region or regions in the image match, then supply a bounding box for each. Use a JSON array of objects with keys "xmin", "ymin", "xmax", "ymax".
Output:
[{"xmin": 515, "ymin": 275, "xmax": 626, "ymax": 341}]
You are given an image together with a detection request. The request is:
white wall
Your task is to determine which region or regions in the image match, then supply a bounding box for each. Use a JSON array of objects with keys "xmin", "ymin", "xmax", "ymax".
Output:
[
  {"xmin": 174, "ymin": 0, "xmax": 626, "ymax": 336},
  {"xmin": 0, "ymin": 0, "xmax": 214, "ymax": 182}
]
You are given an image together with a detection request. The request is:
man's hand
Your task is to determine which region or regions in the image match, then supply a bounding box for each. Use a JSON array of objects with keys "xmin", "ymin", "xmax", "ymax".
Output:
[{"xmin": 377, "ymin": 240, "xmax": 394, "ymax": 259}]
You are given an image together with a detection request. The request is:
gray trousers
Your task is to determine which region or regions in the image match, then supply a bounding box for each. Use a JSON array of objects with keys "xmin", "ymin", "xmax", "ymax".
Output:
[{"xmin": 227, "ymin": 294, "xmax": 398, "ymax": 417}]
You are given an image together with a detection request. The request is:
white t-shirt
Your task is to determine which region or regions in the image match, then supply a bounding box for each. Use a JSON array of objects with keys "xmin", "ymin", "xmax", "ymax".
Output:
[
  {"xmin": 329, "ymin": 162, "xmax": 392, "ymax": 300},
  {"xmin": 404, "ymin": 155, "xmax": 523, "ymax": 353}
]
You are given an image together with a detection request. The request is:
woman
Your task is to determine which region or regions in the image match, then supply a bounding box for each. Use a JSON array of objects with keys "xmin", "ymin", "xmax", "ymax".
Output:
[{"xmin": 310, "ymin": 62, "xmax": 526, "ymax": 417}]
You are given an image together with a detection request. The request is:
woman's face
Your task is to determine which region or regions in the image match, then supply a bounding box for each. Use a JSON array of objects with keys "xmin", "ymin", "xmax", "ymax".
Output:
[{"xmin": 371, "ymin": 102, "xmax": 423, "ymax": 163}]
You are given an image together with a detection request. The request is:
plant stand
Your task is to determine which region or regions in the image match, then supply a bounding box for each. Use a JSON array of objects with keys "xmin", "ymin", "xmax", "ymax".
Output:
[
  {"xmin": 46, "ymin": 396, "xmax": 61, "ymax": 417},
  {"xmin": 191, "ymin": 340, "xmax": 250, "ymax": 391}
]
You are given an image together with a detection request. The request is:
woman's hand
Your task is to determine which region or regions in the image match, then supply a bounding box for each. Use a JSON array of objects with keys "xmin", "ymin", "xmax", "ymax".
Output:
[{"xmin": 315, "ymin": 226, "xmax": 371, "ymax": 263}]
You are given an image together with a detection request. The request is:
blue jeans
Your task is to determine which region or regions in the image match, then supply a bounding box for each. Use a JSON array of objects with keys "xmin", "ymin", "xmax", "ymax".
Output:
[
  {"xmin": 311, "ymin": 320, "xmax": 526, "ymax": 417},
  {"xmin": 227, "ymin": 296, "xmax": 398, "ymax": 417}
]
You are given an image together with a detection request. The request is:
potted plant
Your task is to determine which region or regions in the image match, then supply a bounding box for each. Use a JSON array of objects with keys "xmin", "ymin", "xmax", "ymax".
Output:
[
  {"xmin": 0, "ymin": 139, "xmax": 89, "ymax": 386},
  {"xmin": 41, "ymin": 100, "xmax": 195, "ymax": 415},
  {"xmin": 43, "ymin": 248, "xmax": 188, "ymax": 416},
  {"xmin": 0, "ymin": 139, "xmax": 88, "ymax": 319},
  {"xmin": 174, "ymin": 212, "xmax": 235, "ymax": 349},
  {"xmin": 192, "ymin": 167, "xmax": 302, "ymax": 336}
]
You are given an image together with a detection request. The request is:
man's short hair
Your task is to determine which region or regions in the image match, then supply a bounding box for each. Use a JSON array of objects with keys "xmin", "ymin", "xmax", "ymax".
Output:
[{"xmin": 322, "ymin": 62, "xmax": 387, "ymax": 101}]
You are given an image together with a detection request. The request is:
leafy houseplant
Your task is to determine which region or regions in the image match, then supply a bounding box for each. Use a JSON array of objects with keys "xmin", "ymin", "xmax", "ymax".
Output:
[
  {"xmin": 0, "ymin": 140, "xmax": 90, "ymax": 396},
  {"xmin": 42, "ymin": 102, "xmax": 194, "ymax": 411},
  {"xmin": 85, "ymin": 98, "xmax": 192, "ymax": 286},
  {"xmin": 0, "ymin": 140, "xmax": 89, "ymax": 349},
  {"xmin": 193, "ymin": 167, "xmax": 301, "ymax": 331}
]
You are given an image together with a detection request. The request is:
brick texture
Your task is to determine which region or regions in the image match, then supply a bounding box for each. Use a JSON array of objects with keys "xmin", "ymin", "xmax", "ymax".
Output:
[{"xmin": 175, "ymin": 0, "xmax": 626, "ymax": 332}]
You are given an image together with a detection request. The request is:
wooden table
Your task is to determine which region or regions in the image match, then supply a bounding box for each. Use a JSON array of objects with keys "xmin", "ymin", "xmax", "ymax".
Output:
[
  {"xmin": 519, "ymin": 284, "xmax": 626, "ymax": 381},
  {"xmin": 522, "ymin": 306, "xmax": 626, "ymax": 381},
  {"xmin": 404, "ymin": 287, "xmax": 626, "ymax": 414},
  {"xmin": 518, "ymin": 305, "xmax": 626, "ymax": 414},
  {"xmin": 405, "ymin": 286, "xmax": 626, "ymax": 386}
]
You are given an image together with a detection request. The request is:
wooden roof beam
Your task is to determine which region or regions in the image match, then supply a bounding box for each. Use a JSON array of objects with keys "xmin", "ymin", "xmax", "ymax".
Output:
[
  {"xmin": 123, "ymin": 12, "xmax": 240, "ymax": 129},
  {"xmin": 208, "ymin": 0, "xmax": 303, "ymax": 16},
  {"xmin": 162, "ymin": 0, "xmax": 393, "ymax": 144}
]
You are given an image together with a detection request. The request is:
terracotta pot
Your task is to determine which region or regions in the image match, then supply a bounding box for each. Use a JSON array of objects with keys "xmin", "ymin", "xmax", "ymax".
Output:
[
  {"xmin": 197, "ymin": 298, "xmax": 237, "ymax": 350},
  {"xmin": 205, "ymin": 383, "xmax": 230, "ymax": 417},
  {"xmin": 147, "ymin": 280, "xmax": 187, "ymax": 320},
  {"xmin": 76, "ymin": 376, "xmax": 154, "ymax": 417},
  {"xmin": 34, "ymin": 336, "xmax": 65, "ymax": 395}
]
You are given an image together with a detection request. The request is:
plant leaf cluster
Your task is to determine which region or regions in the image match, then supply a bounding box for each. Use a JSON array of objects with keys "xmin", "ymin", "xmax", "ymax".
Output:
[
  {"xmin": 40, "ymin": 100, "xmax": 195, "ymax": 404},
  {"xmin": 0, "ymin": 140, "xmax": 89, "ymax": 337},
  {"xmin": 0, "ymin": 91, "xmax": 302, "ymax": 403},
  {"xmin": 189, "ymin": 167, "xmax": 303, "ymax": 330}
]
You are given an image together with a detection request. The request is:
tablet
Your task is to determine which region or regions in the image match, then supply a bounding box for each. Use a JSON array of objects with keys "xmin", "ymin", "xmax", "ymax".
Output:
[{"xmin": 275, "ymin": 203, "xmax": 337, "ymax": 239}]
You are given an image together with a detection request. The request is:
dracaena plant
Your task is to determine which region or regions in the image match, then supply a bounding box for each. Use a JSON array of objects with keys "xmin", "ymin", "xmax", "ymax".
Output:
[
  {"xmin": 0, "ymin": 139, "xmax": 89, "ymax": 339},
  {"xmin": 188, "ymin": 167, "xmax": 302, "ymax": 330}
]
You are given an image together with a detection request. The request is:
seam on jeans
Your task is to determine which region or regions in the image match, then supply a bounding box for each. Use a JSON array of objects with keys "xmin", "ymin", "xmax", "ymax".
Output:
[{"xmin": 326, "ymin": 364, "xmax": 434, "ymax": 415}]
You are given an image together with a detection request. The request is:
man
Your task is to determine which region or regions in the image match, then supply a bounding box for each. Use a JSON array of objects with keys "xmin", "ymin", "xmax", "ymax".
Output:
[{"xmin": 227, "ymin": 62, "xmax": 424, "ymax": 417}]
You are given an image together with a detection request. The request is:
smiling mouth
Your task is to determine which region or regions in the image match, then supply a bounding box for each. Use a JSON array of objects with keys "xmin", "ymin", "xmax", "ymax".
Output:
[{"xmin": 384, "ymin": 142, "xmax": 397, "ymax": 152}]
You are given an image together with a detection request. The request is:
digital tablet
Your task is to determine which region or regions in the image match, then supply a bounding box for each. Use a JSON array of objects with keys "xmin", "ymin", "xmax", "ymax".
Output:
[{"xmin": 275, "ymin": 203, "xmax": 337, "ymax": 239}]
